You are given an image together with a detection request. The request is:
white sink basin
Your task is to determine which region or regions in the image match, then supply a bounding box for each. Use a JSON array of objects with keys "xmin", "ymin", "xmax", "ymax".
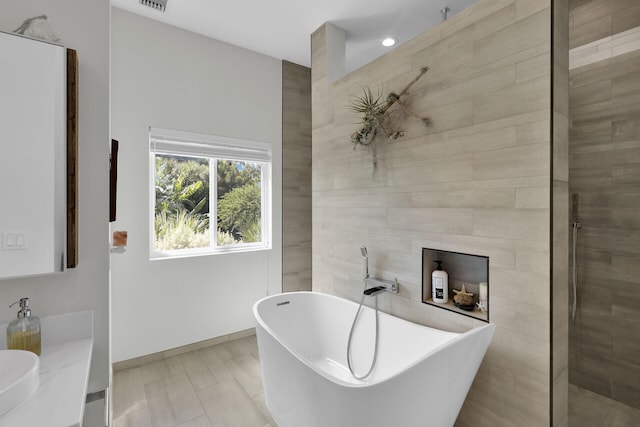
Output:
[{"xmin": 0, "ymin": 350, "xmax": 39, "ymax": 417}]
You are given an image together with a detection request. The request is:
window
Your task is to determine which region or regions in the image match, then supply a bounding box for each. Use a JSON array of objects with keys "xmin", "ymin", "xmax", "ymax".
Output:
[{"xmin": 150, "ymin": 127, "xmax": 271, "ymax": 258}]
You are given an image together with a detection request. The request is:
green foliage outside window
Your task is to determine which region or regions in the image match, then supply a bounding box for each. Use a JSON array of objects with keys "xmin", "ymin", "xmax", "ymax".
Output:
[
  {"xmin": 155, "ymin": 209, "xmax": 209, "ymax": 250},
  {"xmin": 154, "ymin": 155, "xmax": 262, "ymax": 251},
  {"xmin": 155, "ymin": 156, "xmax": 209, "ymax": 215},
  {"xmin": 217, "ymin": 159, "xmax": 260, "ymax": 198},
  {"xmin": 217, "ymin": 182, "xmax": 261, "ymax": 243},
  {"xmin": 216, "ymin": 160, "xmax": 262, "ymax": 244}
]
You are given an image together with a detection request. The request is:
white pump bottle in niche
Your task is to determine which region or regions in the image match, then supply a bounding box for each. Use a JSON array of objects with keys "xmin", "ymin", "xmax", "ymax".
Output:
[{"xmin": 431, "ymin": 260, "xmax": 448, "ymax": 303}]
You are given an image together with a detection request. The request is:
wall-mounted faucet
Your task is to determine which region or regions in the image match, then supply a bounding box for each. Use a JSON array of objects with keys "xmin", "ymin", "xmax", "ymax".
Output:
[
  {"xmin": 359, "ymin": 246, "xmax": 399, "ymax": 294},
  {"xmin": 365, "ymin": 277, "xmax": 399, "ymax": 294},
  {"xmin": 363, "ymin": 285, "xmax": 387, "ymax": 296}
]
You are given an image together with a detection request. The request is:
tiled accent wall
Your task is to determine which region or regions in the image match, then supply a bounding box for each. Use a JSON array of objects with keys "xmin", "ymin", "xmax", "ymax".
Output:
[
  {"xmin": 282, "ymin": 61, "xmax": 312, "ymax": 292},
  {"xmin": 569, "ymin": 26, "xmax": 640, "ymax": 70},
  {"xmin": 312, "ymin": 1, "xmax": 564, "ymax": 425},
  {"xmin": 569, "ymin": 2, "xmax": 640, "ymax": 409},
  {"xmin": 569, "ymin": 0, "xmax": 640, "ymax": 49}
]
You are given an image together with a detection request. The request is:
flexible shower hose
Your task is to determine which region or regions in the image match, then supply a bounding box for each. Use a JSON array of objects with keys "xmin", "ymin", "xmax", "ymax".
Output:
[{"xmin": 346, "ymin": 293, "xmax": 380, "ymax": 380}]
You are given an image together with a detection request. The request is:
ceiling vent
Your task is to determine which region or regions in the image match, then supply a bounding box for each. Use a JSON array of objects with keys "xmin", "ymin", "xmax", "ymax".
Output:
[{"xmin": 139, "ymin": 0, "xmax": 167, "ymax": 12}]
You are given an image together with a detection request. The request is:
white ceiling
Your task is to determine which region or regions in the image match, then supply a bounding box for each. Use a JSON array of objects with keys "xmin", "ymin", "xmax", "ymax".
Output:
[{"xmin": 111, "ymin": 0, "xmax": 479, "ymax": 69}]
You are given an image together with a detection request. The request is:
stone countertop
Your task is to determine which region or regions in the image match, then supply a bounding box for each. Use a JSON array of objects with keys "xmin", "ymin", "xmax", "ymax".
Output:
[{"xmin": 0, "ymin": 311, "xmax": 93, "ymax": 427}]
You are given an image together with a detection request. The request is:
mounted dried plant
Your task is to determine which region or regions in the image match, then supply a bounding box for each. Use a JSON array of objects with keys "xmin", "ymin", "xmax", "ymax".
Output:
[{"xmin": 349, "ymin": 66, "xmax": 431, "ymax": 170}]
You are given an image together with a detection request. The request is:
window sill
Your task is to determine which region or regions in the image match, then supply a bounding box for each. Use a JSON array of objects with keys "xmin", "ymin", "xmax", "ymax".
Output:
[{"xmin": 150, "ymin": 244, "xmax": 271, "ymax": 261}]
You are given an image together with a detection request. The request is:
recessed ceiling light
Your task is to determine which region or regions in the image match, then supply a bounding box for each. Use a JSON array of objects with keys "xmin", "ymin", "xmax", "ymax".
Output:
[{"xmin": 382, "ymin": 37, "xmax": 397, "ymax": 47}]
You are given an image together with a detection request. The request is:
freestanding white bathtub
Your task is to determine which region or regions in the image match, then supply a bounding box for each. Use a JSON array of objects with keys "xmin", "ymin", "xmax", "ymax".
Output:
[{"xmin": 253, "ymin": 291, "xmax": 495, "ymax": 427}]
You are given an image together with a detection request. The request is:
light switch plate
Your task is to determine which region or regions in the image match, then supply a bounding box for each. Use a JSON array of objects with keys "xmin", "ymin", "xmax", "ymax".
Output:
[{"xmin": 2, "ymin": 232, "xmax": 27, "ymax": 250}]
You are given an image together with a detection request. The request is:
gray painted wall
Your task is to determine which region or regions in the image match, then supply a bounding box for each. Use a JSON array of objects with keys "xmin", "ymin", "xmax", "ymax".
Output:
[
  {"xmin": 0, "ymin": 0, "xmax": 111, "ymax": 409},
  {"xmin": 110, "ymin": 8, "xmax": 283, "ymax": 363}
]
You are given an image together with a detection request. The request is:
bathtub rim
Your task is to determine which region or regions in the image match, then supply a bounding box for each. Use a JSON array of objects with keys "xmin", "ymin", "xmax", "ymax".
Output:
[{"xmin": 253, "ymin": 291, "xmax": 495, "ymax": 388}]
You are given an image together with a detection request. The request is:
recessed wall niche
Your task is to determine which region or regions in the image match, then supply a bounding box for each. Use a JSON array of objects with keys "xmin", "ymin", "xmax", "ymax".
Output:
[{"xmin": 422, "ymin": 248, "xmax": 489, "ymax": 322}]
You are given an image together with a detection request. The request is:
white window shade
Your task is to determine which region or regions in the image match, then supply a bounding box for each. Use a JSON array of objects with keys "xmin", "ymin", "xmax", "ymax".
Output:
[{"xmin": 149, "ymin": 127, "xmax": 272, "ymax": 163}]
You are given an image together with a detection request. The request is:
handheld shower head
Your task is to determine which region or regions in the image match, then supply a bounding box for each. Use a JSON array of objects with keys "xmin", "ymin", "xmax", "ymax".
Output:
[{"xmin": 360, "ymin": 246, "xmax": 369, "ymax": 279}]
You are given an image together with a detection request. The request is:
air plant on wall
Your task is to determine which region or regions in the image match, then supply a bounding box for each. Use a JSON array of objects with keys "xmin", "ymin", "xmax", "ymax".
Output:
[{"xmin": 349, "ymin": 66, "xmax": 431, "ymax": 170}]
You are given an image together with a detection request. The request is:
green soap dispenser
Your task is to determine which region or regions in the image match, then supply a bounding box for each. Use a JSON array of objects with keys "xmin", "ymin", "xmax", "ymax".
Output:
[{"xmin": 7, "ymin": 297, "xmax": 41, "ymax": 356}]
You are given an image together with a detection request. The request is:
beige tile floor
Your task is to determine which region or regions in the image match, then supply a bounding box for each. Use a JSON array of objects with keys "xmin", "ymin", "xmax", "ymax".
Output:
[
  {"xmin": 113, "ymin": 335, "xmax": 640, "ymax": 427},
  {"xmin": 113, "ymin": 335, "xmax": 276, "ymax": 427},
  {"xmin": 569, "ymin": 383, "xmax": 640, "ymax": 427}
]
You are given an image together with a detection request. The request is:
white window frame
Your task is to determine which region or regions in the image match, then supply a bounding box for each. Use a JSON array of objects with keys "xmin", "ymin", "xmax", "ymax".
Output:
[{"xmin": 149, "ymin": 127, "xmax": 272, "ymax": 259}]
